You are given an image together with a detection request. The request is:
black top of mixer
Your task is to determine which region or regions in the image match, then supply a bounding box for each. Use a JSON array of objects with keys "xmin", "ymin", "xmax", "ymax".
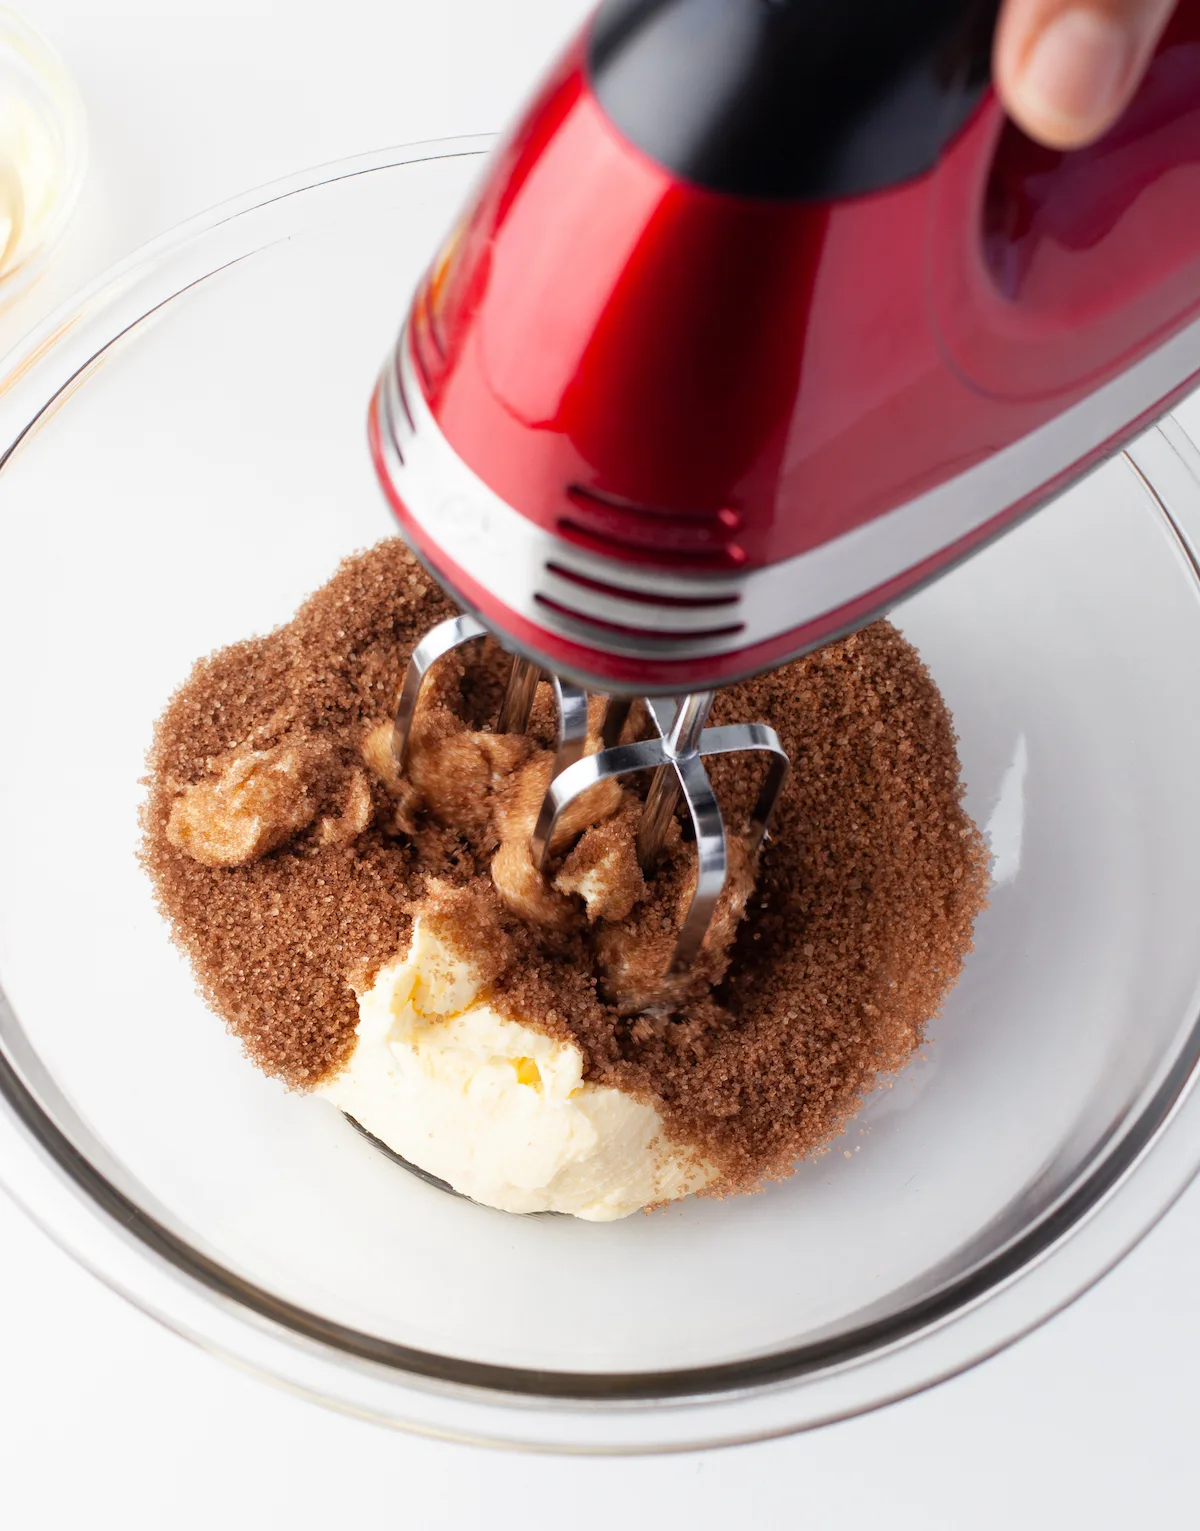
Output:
[{"xmin": 587, "ymin": 0, "xmax": 999, "ymax": 200}]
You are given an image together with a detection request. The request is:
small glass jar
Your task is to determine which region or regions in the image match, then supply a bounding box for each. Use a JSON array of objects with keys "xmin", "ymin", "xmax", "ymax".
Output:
[{"xmin": 0, "ymin": 8, "xmax": 86, "ymax": 305}]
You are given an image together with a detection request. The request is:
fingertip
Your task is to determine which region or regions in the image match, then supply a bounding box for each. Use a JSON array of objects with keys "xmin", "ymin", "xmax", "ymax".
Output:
[{"xmin": 1000, "ymin": 8, "xmax": 1135, "ymax": 149}]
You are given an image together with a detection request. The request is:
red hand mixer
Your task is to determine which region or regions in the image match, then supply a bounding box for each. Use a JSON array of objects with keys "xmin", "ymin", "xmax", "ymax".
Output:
[{"xmin": 368, "ymin": 0, "xmax": 1200, "ymax": 987}]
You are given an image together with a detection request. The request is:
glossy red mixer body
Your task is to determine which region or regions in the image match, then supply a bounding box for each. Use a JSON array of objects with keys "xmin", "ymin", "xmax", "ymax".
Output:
[{"xmin": 370, "ymin": 0, "xmax": 1200, "ymax": 694}]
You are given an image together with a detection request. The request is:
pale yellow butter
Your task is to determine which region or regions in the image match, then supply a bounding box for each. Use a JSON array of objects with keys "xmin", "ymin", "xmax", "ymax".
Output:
[{"xmin": 319, "ymin": 919, "xmax": 713, "ymax": 1220}]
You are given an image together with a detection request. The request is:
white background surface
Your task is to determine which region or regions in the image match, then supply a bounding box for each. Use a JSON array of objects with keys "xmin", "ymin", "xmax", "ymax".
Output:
[{"xmin": 0, "ymin": 2, "xmax": 1197, "ymax": 1525}]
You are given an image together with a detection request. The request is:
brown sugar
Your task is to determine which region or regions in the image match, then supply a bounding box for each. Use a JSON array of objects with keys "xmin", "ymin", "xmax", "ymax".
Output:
[{"xmin": 141, "ymin": 539, "xmax": 990, "ymax": 1189}]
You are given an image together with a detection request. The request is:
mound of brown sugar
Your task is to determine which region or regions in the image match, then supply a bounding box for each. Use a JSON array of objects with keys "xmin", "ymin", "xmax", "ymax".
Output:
[{"xmin": 142, "ymin": 539, "xmax": 990, "ymax": 1194}]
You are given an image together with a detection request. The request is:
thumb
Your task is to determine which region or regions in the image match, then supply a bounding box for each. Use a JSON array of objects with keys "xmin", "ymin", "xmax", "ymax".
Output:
[{"xmin": 994, "ymin": 0, "xmax": 1176, "ymax": 148}]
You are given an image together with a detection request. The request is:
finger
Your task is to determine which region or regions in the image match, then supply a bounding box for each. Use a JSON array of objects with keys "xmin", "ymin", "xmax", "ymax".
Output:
[{"xmin": 994, "ymin": 0, "xmax": 1177, "ymax": 149}]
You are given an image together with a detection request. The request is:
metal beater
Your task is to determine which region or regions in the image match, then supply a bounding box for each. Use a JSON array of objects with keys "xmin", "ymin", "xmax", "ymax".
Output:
[{"xmin": 391, "ymin": 615, "xmax": 789, "ymax": 989}]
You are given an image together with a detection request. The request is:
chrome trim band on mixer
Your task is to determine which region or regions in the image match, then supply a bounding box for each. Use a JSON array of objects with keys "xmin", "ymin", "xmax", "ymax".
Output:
[{"xmin": 377, "ymin": 316, "xmax": 1200, "ymax": 665}]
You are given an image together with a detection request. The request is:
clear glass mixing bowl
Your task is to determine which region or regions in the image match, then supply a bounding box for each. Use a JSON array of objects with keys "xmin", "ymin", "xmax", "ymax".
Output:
[{"xmin": 3, "ymin": 141, "xmax": 1200, "ymax": 1452}]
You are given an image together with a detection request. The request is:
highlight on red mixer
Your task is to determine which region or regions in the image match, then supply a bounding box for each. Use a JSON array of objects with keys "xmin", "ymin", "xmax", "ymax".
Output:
[{"xmin": 370, "ymin": 0, "xmax": 1200, "ymax": 696}]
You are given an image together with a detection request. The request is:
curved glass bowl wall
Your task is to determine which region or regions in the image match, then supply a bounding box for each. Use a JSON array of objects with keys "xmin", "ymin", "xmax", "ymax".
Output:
[{"xmin": 2, "ymin": 143, "xmax": 1200, "ymax": 1451}]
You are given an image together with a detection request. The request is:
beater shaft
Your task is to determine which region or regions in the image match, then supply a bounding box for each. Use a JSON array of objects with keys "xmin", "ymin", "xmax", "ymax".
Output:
[
  {"xmin": 391, "ymin": 612, "xmax": 487, "ymax": 774},
  {"xmin": 636, "ymin": 691, "xmax": 714, "ymax": 870},
  {"xmin": 497, "ymin": 656, "xmax": 542, "ymax": 735}
]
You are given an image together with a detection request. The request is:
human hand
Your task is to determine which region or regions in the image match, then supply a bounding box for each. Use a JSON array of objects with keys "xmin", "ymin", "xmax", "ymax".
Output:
[{"xmin": 994, "ymin": 0, "xmax": 1178, "ymax": 147}]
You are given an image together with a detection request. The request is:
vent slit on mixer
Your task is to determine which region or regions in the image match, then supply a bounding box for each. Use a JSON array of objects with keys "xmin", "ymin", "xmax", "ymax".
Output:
[
  {"xmin": 544, "ymin": 562, "xmax": 741, "ymax": 610},
  {"xmin": 556, "ymin": 518, "xmax": 748, "ymax": 568},
  {"xmin": 560, "ymin": 484, "xmax": 747, "ymax": 567},
  {"xmin": 392, "ymin": 355, "xmax": 416, "ymax": 435},
  {"xmin": 410, "ymin": 315, "xmax": 436, "ymax": 392},
  {"xmin": 566, "ymin": 483, "xmax": 741, "ymax": 527},
  {"xmin": 534, "ymin": 593, "xmax": 746, "ymax": 644}
]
